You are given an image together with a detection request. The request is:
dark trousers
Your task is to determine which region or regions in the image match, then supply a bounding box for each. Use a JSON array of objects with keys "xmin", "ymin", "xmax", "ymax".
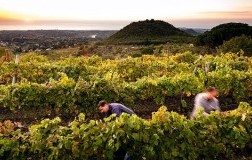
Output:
[{"xmin": 114, "ymin": 147, "xmax": 131, "ymax": 160}]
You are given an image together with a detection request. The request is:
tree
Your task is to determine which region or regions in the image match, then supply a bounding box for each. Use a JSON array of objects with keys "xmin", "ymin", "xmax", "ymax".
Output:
[
  {"xmin": 195, "ymin": 23, "xmax": 252, "ymax": 47},
  {"xmin": 217, "ymin": 35, "xmax": 252, "ymax": 56}
]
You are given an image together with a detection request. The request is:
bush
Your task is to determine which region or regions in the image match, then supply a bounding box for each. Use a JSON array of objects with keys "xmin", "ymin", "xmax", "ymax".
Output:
[
  {"xmin": 0, "ymin": 103, "xmax": 251, "ymax": 159},
  {"xmin": 130, "ymin": 51, "xmax": 142, "ymax": 58},
  {"xmin": 141, "ymin": 46, "xmax": 154, "ymax": 54},
  {"xmin": 218, "ymin": 35, "xmax": 252, "ymax": 56},
  {"xmin": 1, "ymin": 53, "xmax": 252, "ymax": 114}
]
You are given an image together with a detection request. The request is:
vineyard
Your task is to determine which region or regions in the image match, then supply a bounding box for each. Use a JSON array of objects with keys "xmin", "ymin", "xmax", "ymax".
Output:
[
  {"xmin": 1, "ymin": 52, "xmax": 252, "ymax": 116},
  {"xmin": 0, "ymin": 103, "xmax": 251, "ymax": 159},
  {"xmin": 0, "ymin": 52, "xmax": 252, "ymax": 159}
]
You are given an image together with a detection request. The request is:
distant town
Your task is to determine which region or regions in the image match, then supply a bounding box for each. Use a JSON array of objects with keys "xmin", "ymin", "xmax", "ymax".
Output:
[{"xmin": 0, "ymin": 30, "xmax": 116, "ymax": 53}]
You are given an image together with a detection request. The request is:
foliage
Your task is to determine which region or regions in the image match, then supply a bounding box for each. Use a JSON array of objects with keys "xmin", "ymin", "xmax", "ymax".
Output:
[
  {"xmin": 195, "ymin": 23, "xmax": 252, "ymax": 47},
  {"xmin": 1, "ymin": 52, "xmax": 252, "ymax": 113},
  {"xmin": 141, "ymin": 46, "xmax": 154, "ymax": 55},
  {"xmin": 0, "ymin": 103, "xmax": 251, "ymax": 159},
  {"xmin": 218, "ymin": 35, "xmax": 252, "ymax": 56},
  {"xmin": 0, "ymin": 48, "xmax": 5, "ymax": 57}
]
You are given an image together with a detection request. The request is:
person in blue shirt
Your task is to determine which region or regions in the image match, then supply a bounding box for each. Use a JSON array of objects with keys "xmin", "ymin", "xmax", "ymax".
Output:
[
  {"xmin": 98, "ymin": 100, "xmax": 135, "ymax": 117},
  {"xmin": 98, "ymin": 100, "xmax": 134, "ymax": 160}
]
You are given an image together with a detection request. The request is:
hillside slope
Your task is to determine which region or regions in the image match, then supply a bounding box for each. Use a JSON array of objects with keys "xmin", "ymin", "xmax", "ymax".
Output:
[{"xmin": 104, "ymin": 19, "xmax": 192, "ymax": 44}]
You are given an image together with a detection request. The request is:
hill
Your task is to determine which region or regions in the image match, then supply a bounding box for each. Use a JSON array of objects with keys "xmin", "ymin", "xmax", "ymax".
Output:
[
  {"xmin": 180, "ymin": 28, "xmax": 200, "ymax": 36},
  {"xmin": 104, "ymin": 19, "xmax": 192, "ymax": 45},
  {"xmin": 195, "ymin": 23, "xmax": 252, "ymax": 47}
]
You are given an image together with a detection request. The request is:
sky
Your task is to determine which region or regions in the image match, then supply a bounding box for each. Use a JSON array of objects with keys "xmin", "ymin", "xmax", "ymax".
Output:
[{"xmin": 0, "ymin": 0, "xmax": 252, "ymax": 30}]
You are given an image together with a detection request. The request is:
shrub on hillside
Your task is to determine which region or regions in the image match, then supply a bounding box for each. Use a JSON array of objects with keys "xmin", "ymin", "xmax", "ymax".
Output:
[
  {"xmin": 141, "ymin": 46, "xmax": 154, "ymax": 55},
  {"xmin": 218, "ymin": 35, "xmax": 252, "ymax": 56}
]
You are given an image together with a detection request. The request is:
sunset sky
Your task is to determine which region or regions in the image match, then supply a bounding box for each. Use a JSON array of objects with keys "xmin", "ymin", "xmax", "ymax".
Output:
[{"xmin": 0, "ymin": 0, "xmax": 252, "ymax": 30}]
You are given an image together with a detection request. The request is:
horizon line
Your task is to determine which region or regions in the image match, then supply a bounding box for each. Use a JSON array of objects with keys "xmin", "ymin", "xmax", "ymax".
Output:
[{"xmin": 0, "ymin": 19, "xmax": 251, "ymax": 30}]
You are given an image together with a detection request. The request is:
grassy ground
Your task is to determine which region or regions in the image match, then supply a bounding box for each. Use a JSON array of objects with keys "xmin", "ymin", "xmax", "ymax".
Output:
[{"xmin": 42, "ymin": 47, "xmax": 79, "ymax": 60}]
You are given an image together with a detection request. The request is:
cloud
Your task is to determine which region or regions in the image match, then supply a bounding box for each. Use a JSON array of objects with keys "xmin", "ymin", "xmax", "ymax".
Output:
[
  {"xmin": 196, "ymin": 11, "xmax": 252, "ymax": 19},
  {"xmin": 200, "ymin": 11, "xmax": 251, "ymax": 14},
  {"xmin": 0, "ymin": 18, "xmax": 131, "ymax": 30},
  {"xmin": 0, "ymin": 17, "xmax": 23, "ymax": 25}
]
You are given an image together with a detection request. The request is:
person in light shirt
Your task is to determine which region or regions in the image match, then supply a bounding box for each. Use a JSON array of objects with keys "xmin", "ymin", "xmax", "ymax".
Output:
[{"xmin": 191, "ymin": 87, "xmax": 220, "ymax": 118}]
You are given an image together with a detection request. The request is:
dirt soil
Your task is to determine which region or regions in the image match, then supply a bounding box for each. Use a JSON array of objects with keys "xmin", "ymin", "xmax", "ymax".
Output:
[{"xmin": 0, "ymin": 96, "xmax": 239, "ymax": 126}]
